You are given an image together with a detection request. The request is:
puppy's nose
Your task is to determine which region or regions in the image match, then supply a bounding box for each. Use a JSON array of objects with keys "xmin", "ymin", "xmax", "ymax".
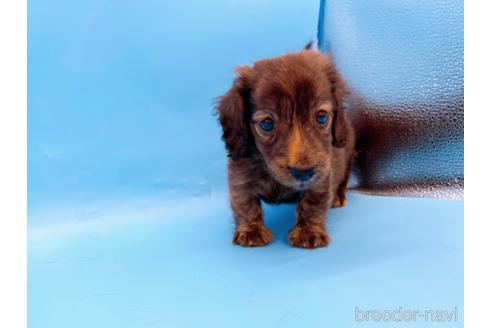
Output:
[{"xmin": 289, "ymin": 167, "xmax": 315, "ymax": 182}]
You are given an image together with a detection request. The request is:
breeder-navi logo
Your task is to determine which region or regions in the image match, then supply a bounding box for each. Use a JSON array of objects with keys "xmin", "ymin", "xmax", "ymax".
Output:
[{"xmin": 355, "ymin": 306, "xmax": 459, "ymax": 323}]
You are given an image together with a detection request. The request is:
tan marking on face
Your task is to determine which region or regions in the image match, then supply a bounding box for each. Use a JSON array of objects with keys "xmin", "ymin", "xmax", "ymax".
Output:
[{"xmin": 287, "ymin": 120, "xmax": 303, "ymax": 166}]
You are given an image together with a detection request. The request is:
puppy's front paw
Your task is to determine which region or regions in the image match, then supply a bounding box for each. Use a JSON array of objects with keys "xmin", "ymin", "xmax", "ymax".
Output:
[
  {"xmin": 233, "ymin": 225, "xmax": 273, "ymax": 247},
  {"xmin": 288, "ymin": 225, "xmax": 330, "ymax": 249}
]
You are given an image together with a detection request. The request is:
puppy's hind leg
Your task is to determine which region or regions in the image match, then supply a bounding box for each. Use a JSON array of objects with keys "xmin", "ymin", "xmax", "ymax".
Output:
[
  {"xmin": 332, "ymin": 180, "xmax": 348, "ymax": 208},
  {"xmin": 331, "ymin": 164, "xmax": 352, "ymax": 208}
]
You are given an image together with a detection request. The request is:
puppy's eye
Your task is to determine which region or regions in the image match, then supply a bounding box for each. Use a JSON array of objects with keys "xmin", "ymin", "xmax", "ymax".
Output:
[
  {"xmin": 259, "ymin": 118, "xmax": 274, "ymax": 132},
  {"xmin": 316, "ymin": 111, "xmax": 328, "ymax": 125}
]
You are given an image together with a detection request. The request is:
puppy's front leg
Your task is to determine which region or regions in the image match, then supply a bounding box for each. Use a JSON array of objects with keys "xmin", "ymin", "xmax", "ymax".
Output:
[
  {"xmin": 288, "ymin": 190, "xmax": 331, "ymax": 249},
  {"xmin": 230, "ymin": 189, "xmax": 273, "ymax": 247}
]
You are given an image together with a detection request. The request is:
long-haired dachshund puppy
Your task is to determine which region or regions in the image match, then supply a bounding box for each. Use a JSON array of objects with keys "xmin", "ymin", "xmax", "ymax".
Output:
[{"xmin": 217, "ymin": 48, "xmax": 355, "ymax": 249}]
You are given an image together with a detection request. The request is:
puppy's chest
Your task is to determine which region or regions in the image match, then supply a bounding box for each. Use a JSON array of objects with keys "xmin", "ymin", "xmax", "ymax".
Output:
[{"xmin": 253, "ymin": 172, "xmax": 303, "ymax": 204}]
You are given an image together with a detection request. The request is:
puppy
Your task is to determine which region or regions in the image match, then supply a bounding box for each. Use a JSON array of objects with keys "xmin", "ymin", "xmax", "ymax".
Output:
[{"xmin": 216, "ymin": 49, "xmax": 355, "ymax": 249}]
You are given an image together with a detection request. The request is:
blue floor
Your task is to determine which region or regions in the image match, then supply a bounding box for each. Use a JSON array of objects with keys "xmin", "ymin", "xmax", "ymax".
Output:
[
  {"xmin": 28, "ymin": 1, "xmax": 463, "ymax": 327},
  {"xmin": 28, "ymin": 193, "xmax": 463, "ymax": 327}
]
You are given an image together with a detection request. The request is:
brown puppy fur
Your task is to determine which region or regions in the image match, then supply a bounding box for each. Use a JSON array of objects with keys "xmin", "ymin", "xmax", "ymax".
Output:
[{"xmin": 217, "ymin": 49, "xmax": 355, "ymax": 249}]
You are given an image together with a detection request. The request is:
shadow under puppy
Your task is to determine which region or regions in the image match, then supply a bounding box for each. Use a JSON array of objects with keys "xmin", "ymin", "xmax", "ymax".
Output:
[{"xmin": 217, "ymin": 48, "xmax": 355, "ymax": 249}]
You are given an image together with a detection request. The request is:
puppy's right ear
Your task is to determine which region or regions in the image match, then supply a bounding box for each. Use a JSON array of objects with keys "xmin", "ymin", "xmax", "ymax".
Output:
[
  {"xmin": 325, "ymin": 59, "xmax": 348, "ymax": 148},
  {"xmin": 216, "ymin": 66, "xmax": 253, "ymax": 160}
]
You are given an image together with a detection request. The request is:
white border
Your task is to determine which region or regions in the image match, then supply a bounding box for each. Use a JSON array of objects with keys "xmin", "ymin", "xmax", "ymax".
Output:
[
  {"xmin": 0, "ymin": 0, "xmax": 27, "ymax": 327},
  {"xmin": 464, "ymin": 2, "xmax": 492, "ymax": 327}
]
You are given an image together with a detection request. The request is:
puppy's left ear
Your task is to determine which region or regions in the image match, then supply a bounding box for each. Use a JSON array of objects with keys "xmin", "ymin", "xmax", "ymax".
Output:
[
  {"xmin": 326, "ymin": 60, "xmax": 348, "ymax": 147},
  {"xmin": 216, "ymin": 66, "xmax": 253, "ymax": 159}
]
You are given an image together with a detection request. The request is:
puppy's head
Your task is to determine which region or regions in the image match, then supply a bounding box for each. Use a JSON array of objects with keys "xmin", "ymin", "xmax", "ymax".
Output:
[{"xmin": 217, "ymin": 50, "xmax": 348, "ymax": 190}]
